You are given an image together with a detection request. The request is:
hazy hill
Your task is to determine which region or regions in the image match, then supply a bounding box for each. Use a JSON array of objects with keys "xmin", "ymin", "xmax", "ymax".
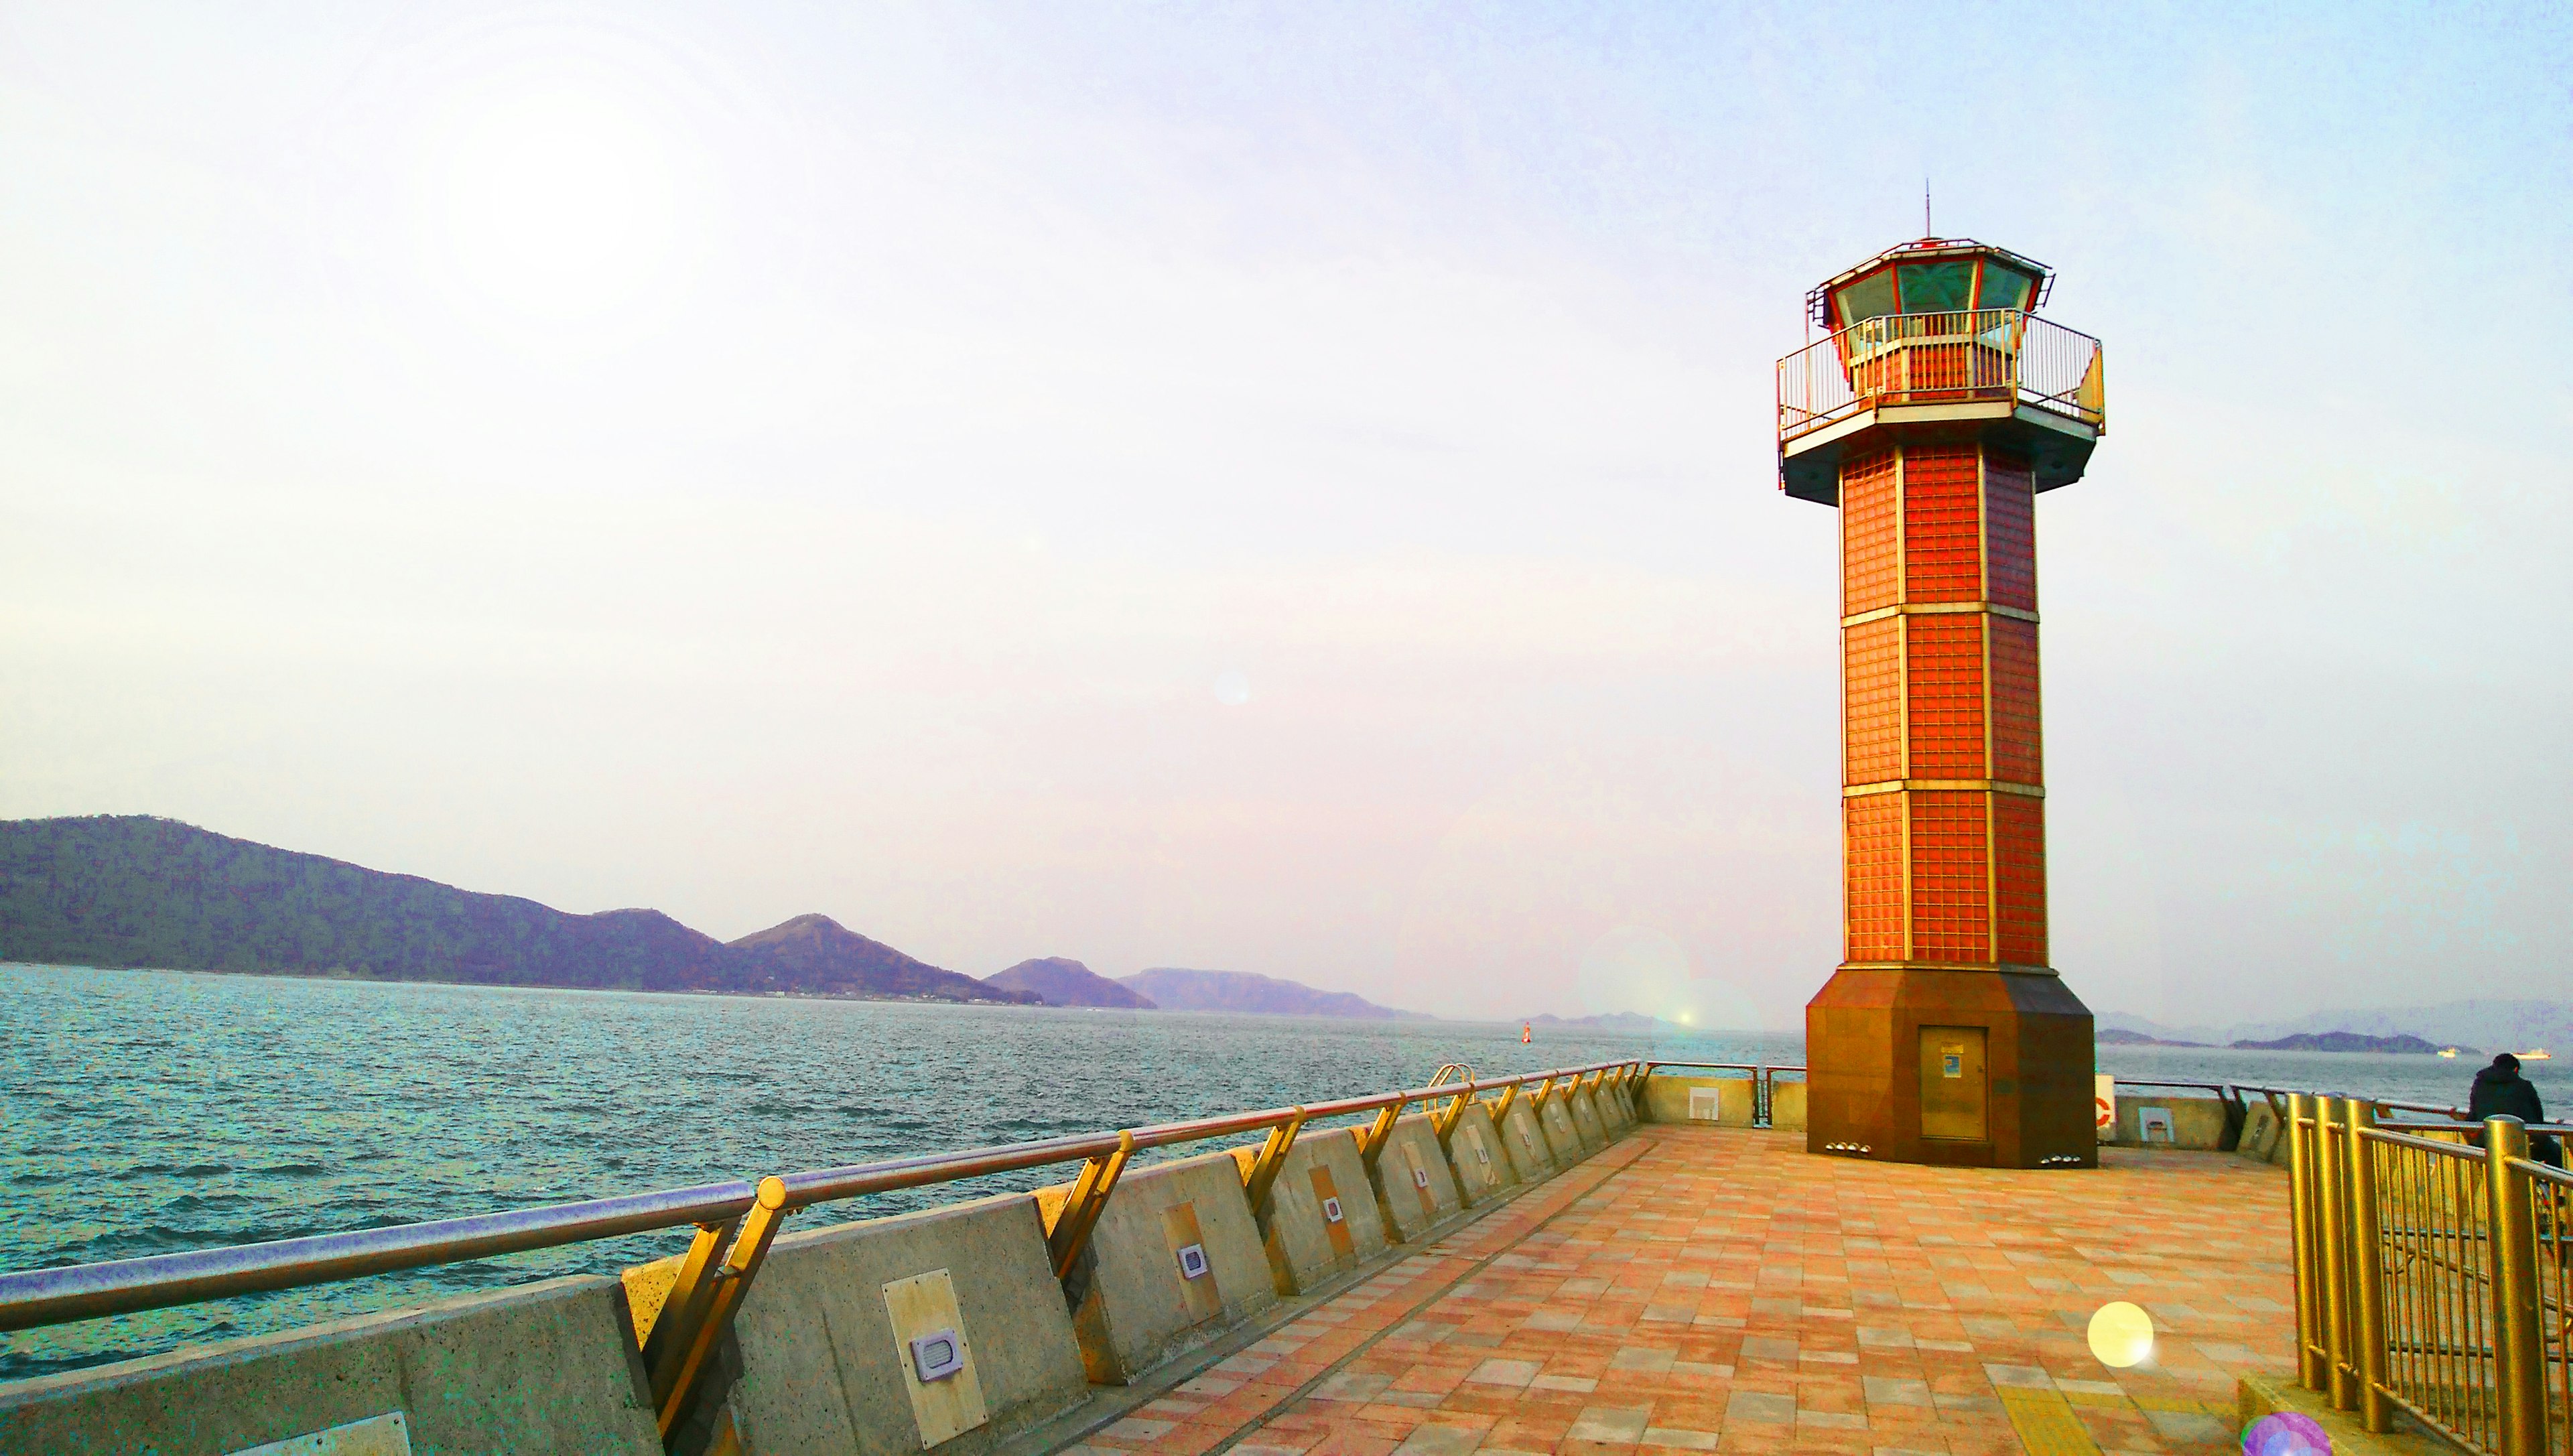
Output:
[
  {"xmin": 1120, "ymin": 967, "xmax": 1427, "ymax": 1020},
  {"xmin": 730, "ymin": 915, "xmax": 1038, "ymax": 1003},
  {"xmin": 0, "ymin": 815, "xmax": 1022, "ymax": 1002},
  {"xmin": 985, "ymin": 957, "xmax": 1154, "ymax": 1008},
  {"xmin": 2105, "ymin": 1000, "xmax": 2566, "ymax": 1053},
  {"xmin": 2229, "ymin": 1031, "xmax": 2460, "ymax": 1055}
]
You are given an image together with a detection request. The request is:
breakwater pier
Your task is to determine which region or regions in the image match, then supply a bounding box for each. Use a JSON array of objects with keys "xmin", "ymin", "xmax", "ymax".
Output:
[{"xmin": 0, "ymin": 1065, "xmax": 2545, "ymax": 1456}]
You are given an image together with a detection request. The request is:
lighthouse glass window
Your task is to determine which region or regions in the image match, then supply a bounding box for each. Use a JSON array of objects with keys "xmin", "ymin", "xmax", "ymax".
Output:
[
  {"xmin": 1977, "ymin": 263, "xmax": 2034, "ymax": 312},
  {"xmin": 1896, "ymin": 259, "xmax": 1974, "ymax": 313},
  {"xmin": 1834, "ymin": 269, "xmax": 1897, "ymax": 326}
]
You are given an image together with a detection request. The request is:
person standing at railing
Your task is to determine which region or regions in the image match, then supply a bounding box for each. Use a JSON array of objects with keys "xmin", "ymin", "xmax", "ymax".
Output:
[{"xmin": 2470, "ymin": 1053, "xmax": 2566, "ymax": 1167}]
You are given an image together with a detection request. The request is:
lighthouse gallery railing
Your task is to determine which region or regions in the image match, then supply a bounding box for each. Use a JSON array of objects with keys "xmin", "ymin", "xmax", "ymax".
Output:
[{"xmin": 1775, "ymin": 307, "xmax": 2105, "ymax": 444}]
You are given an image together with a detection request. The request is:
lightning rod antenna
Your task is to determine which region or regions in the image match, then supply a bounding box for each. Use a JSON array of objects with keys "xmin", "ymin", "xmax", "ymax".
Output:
[{"xmin": 1924, "ymin": 178, "xmax": 1932, "ymax": 238}]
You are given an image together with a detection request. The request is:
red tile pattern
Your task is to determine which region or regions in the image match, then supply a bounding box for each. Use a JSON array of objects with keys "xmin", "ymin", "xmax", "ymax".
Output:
[
  {"xmin": 1901, "ymin": 448, "xmax": 1983, "ymax": 603},
  {"xmin": 1841, "ymin": 451, "xmax": 1900, "ymax": 617},
  {"xmin": 1833, "ymin": 441, "xmax": 2055, "ymax": 970},
  {"xmin": 1904, "ymin": 616, "xmax": 1986, "ymax": 780},
  {"xmin": 1995, "ymin": 795, "xmax": 2048, "ymax": 966},
  {"xmin": 1843, "ymin": 794, "xmax": 1905, "ymax": 963},
  {"xmin": 1843, "ymin": 618, "xmax": 1902, "ymax": 786},
  {"xmin": 1074, "ymin": 1127, "xmax": 2289, "ymax": 1456},
  {"xmin": 1908, "ymin": 791, "xmax": 1990, "ymax": 963},
  {"xmin": 1988, "ymin": 618, "xmax": 2042, "ymax": 786},
  {"xmin": 1984, "ymin": 457, "xmax": 2038, "ymax": 612}
]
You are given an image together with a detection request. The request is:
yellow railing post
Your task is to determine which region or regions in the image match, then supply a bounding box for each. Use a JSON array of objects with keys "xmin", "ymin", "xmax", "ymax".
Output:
[
  {"xmin": 1239, "ymin": 1109, "xmax": 1307, "ymax": 1218},
  {"xmin": 653, "ymin": 1176, "xmax": 789, "ymax": 1441},
  {"xmin": 2485, "ymin": 1116, "xmax": 2546, "ymax": 1456},
  {"xmin": 2317, "ymin": 1094, "xmax": 2358, "ymax": 1410},
  {"xmin": 1357, "ymin": 1101, "xmax": 1406, "ymax": 1174},
  {"xmin": 1044, "ymin": 1130, "xmax": 1136, "ymax": 1282},
  {"xmin": 2345, "ymin": 1100, "xmax": 2392, "ymax": 1432},
  {"xmin": 639, "ymin": 1217, "xmax": 739, "ymax": 1413},
  {"xmin": 2288, "ymin": 1091, "xmax": 2328, "ymax": 1391},
  {"xmin": 1431, "ymin": 1086, "xmax": 1473, "ymax": 1148}
]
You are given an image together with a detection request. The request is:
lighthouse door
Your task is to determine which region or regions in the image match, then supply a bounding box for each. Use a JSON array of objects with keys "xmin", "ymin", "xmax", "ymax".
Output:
[{"xmin": 1918, "ymin": 1027, "xmax": 1989, "ymax": 1142}]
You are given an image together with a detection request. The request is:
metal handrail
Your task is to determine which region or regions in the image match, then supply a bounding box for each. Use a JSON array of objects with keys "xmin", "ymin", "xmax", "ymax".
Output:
[
  {"xmin": 0, "ymin": 1180, "xmax": 759, "ymax": 1335},
  {"xmin": 1638, "ymin": 1061, "xmax": 1758, "ymax": 1075},
  {"xmin": 0, "ymin": 1058, "xmax": 1640, "ymax": 1337},
  {"xmin": 2116, "ymin": 1079, "xmax": 2236, "ymax": 1096}
]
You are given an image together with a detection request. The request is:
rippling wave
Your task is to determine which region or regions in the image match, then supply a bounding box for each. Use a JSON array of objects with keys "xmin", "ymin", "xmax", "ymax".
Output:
[{"xmin": 0, "ymin": 962, "xmax": 1737, "ymax": 1382}]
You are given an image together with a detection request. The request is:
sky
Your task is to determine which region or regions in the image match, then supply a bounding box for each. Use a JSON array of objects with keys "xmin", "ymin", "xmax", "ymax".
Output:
[{"xmin": 2, "ymin": 3, "xmax": 2568, "ymax": 1027}]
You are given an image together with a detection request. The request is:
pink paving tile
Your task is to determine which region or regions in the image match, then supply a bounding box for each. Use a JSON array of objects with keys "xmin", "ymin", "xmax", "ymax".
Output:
[{"xmin": 1101, "ymin": 1128, "xmax": 2289, "ymax": 1456}]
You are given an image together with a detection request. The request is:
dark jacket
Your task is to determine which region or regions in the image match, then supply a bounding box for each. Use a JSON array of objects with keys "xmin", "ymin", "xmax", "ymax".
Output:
[{"xmin": 2472, "ymin": 1064, "xmax": 2547, "ymax": 1124}]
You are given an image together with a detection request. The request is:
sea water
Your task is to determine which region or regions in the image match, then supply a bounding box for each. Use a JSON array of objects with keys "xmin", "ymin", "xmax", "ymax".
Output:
[
  {"xmin": 0, "ymin": 962, "xmax": 1773, "ymax": 1380},
  {"xmin": 0, "ymin": 961, "xmax": 2546, "ymax": 1380}
]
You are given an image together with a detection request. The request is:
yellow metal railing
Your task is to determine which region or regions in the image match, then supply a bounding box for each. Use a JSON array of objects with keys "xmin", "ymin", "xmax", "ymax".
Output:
[
  {"xmin": 2292, "ymin": 1093, "xmax": 2573, "ymax": 1455},
  {"xmin": 1774, "ymin": 307, "xmax": 2105, "ymax": 444}
]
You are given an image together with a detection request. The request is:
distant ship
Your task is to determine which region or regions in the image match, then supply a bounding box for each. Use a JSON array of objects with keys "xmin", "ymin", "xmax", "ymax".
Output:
[
  {"xmin": 2521, "ymin": 1049, "xmax": 2554, "ymax": 1061},
  {"xmin": 2438, "ymin": 1047, "xmax": 2460, "ymax": 1059}
]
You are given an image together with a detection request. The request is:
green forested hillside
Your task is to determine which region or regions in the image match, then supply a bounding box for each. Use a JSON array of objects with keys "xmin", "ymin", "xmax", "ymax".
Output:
[{"xmin": 0, "ymin": 815, "xmax": 1021, "ymax": 1001}]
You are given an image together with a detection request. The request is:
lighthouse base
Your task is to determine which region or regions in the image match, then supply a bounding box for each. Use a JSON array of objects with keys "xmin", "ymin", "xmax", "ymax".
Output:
[{"xmin": 1804, "ymin": 967, "xmax": 2096, "ymax": 1169}]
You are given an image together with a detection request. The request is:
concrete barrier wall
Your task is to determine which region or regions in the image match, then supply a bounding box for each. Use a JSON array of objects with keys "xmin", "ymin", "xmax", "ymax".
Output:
[
  {"xmin": 1567, "ymin": 1087, "xmax": 1607, "ymax": 1151},
  {"xmin": 1536, "ymin": 1095, "xmax": 1585, "ymax": 1165},
  {"xmin": 1770, "ymin": 1079, "xmax": 1808, "ymax": 1132},
  {"xmin": 1496, "ymin": 1099, "xmax": 1557, "ymax": 1183},
  {"xmin": 1596, "ymin": 1078, "xmax": 1634, "ymax": 1132},
  {"xmin": 1639, "ymin": 1075, "xmax": 1756, "ymax": 1127},
  {"xmin": 2239, "ymin": 1100, "xmax": 2284, "ymax": 1163},
  {"xmin": 1226, "ymin": 1128, "xmax": 1390, "ymax": 1296},
  {"xmin": 1033, "ymin": 1148, "xmax": 1274, "ymax": 1385},
  {"xmin": 1444, "ymin": 1103, "xmax": 1516, "ymax": 1205},
  {"xmin": 2109, "ymin": 1095, "xmax": 2233, "ymax": 1151},
  {"xmin": 0, "ymin": 1274, "xmax": 661, "ymax": 1456},
  {"xmin": 1370, "ymin": 1114, "xmax": 1466, "ymax": 1242},
  {"xmin": 661, "ymin": 1189, "xmax": 1092, "ymax": 1456}
]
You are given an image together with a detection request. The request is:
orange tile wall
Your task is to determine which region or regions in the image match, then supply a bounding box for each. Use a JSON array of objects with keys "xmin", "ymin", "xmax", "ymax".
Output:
[
  {"xmin": 1844, "ymin": 793, "xmax": 1906, "ymax": 962},
  {"xmin": 1995, "ymin": 792, "xmax": 2048, "ymax": 966},
  {"xmin": 1984, "ymin": 454, "xmax": 2037, "ymax": 611},
  {"xmin": 1843, "ymin": 616, "xmax": 1902, "ymax": 785},
  {"xmin": 1904, "ymin": 615, "xmax": 1985, "ymax": 779},
  {"xmin": 1908, "ymin": 791, "xmax": 1990, "ymax": 962},
  {"xmin": 1902, "ymin": 446, "xmax": 1982, "ymax": 602},
  {"xmin": 1989, "ymin": 618, "xmax": 2042, "ymax": 785},
  {"xmin": 1841, "ymin": 450, "xmax": 1899, "ymax": 616}
]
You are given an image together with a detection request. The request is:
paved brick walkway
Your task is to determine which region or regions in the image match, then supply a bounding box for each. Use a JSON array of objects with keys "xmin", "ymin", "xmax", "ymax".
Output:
[{"xmin": 1069, "ymin": 1124, "xmax": 2292, "ymax": 1456}]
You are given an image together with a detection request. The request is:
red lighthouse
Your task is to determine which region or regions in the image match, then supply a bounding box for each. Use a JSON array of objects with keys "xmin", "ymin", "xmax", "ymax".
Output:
[{"xmin": 1776, "ymin": 237, "xmax": 2105, "ymax": 1169}]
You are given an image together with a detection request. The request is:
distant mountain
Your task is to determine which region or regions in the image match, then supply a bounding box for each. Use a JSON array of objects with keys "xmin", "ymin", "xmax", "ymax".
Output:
[
  {"xmin": 2097, "ymin": 1027, "xmax": 2209, "ymax": 1047},
  {"xmin": 0, "ymin": 815, "xmax": 1025, "ymax": 1003},
  {"xmin": 1119, "ymin": 968, "xmax": 1429, "ymax": 1020},
  {"xmin": 730, "ymin": 915, "xmax": 1038, "ymax": 1004},
  {"xmin": 2230, "ymin": 1031, "xmax": 2459, "ymax": 1055},
  {"xmin": 985, "ymin": 957, "xmax": 1153, "ymax": 1008},
  {"xmin": 2105, "ymin": 1000, "xmax": 2564, "ymax": 1053}
]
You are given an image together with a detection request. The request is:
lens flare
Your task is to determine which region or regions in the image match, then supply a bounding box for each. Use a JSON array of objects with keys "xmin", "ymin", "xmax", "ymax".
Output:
[
  {"xmin": 2241, "ymin": 1411, "xmax": 2330, "ymax": 1456},
  {"xmin": 2086, "ymin": 1301, "xmax": 2154, "ymax": 1368}
]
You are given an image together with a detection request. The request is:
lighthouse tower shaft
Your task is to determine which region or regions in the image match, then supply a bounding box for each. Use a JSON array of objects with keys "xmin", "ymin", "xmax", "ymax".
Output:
[
  {"xmin": 1806, "ymin": 440, "xmax": 2093, "ymax": 1168},
  {"xmin": 1776, "ymin": 237, "xmax": 2105, "ymax": 1170}
]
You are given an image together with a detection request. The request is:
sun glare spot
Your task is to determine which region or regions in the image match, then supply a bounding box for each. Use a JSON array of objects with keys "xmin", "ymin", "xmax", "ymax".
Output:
[
  {"xmin": 1213, "ymin": 669, "xmax": 1251, "ymax": 707},
  {"xmin": 2087, "ymin": 1301, "xmax": 2154, "ymax": 1368}
]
